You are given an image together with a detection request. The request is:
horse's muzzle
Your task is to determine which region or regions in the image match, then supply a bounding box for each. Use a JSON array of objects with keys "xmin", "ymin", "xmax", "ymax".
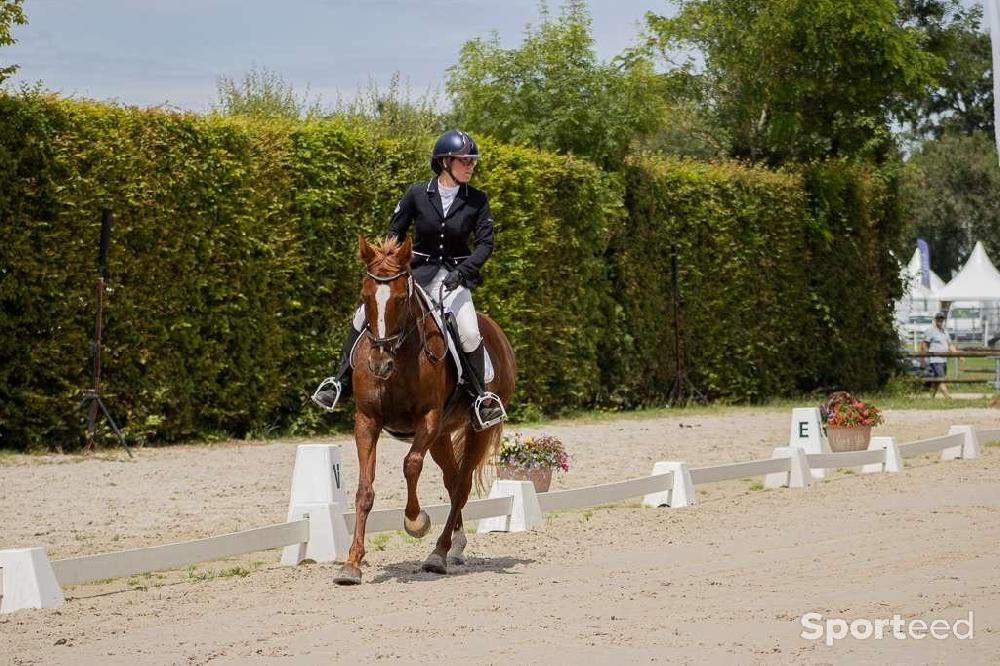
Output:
[{"xmin": 368, "ymin": 355, "xmax": 394, "ymax": 379}]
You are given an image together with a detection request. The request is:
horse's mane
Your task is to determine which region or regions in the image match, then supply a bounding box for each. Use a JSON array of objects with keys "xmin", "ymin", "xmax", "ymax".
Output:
[{"xmin": 366, "ymin": 236, "xmax": 409, "ymax": 275}]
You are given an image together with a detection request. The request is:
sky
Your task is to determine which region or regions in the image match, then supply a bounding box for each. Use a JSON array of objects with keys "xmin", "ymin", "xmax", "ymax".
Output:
[{"xmin": 5, "ymin": 1, "xmax": 670, "ymax": 112}]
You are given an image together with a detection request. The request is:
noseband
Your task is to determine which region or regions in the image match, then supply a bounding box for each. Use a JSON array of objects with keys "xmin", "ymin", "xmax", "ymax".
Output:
[{"xmin": 363, "ymin": 269, "xmax": 414, "ymax": 358}]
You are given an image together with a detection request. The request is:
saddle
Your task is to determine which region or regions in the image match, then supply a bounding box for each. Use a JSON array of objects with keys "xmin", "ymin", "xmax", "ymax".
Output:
[
  {"xmin": 412, "ymin": 285, "xmax": 494, "ymax": 384},
  {"xmin": 412, "ymin": 285, "xmax": 506, "ymax": 432}
]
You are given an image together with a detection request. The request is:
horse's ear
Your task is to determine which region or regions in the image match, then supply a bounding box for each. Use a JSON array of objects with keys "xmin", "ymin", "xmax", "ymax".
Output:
[
  {"xmin": 359, "ymin": 235, "xmax": 376, "ymax": 265},
  {"xmin": 397, "ymin": 235, "xmax": 412, "ymax": 266}
]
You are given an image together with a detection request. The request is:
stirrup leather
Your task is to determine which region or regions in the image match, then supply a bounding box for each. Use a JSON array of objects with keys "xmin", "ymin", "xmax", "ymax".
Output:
[
  {"xmin": 311, "ymin": 377, "xmax": 343, "ymax": 412},
  {"xmin": 472, "ymin": 392, "xmax": 507, "ymax": 431}
]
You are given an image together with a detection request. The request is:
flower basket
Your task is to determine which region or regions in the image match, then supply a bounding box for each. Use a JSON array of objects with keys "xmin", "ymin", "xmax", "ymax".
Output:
[
  {"xmin": 825, "ymin": 425, "xmax": 872, "ymax": 452},
  {"xmin": 494, "ymin": 432, "xmax": 569, "ymax": 494},
  {"xmin": 496, "ymin": 464, "xmax": 553, "ymax": 493},
  {"xmin": 819, "ymin": 391, "xmax": 883, "ymax": 453}
]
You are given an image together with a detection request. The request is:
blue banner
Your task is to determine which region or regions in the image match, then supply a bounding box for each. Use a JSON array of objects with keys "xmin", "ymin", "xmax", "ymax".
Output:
[{"xmin": 917, "ymin": 238, "xmax": 930, "ymax": 288}]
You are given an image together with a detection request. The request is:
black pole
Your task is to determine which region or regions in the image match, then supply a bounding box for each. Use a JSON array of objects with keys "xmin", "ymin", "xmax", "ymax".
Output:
[
  {"xmin": 666, "ymin": 243, "xmax": 706, "ymax": 406},
  {"xmin": 79, "ymin": 207, "xmax": 133, "ymax": 457},
  {"xmin": 670, "ymin": 244, "xmax": 681, "ymax": 375},
  {"xmin": 98, "ymin": 207, "xmax": 112, "ymax": 278}
]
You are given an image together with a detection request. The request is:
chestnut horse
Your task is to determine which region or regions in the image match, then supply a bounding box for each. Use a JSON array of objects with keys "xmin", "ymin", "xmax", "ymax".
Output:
[{"xmin": 334, "ymin": 235, "xmax": 517, "ymax": 584}]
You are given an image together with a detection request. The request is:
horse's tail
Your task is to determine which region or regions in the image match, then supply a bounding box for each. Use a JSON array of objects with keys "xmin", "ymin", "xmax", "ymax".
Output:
[
  {"xmin": 450, "ymin": 421, "xmax": 504, "ymax": 497},
  {"xmin": 459, "ymin": 313, "xmax": 517, "ymax": 496}
]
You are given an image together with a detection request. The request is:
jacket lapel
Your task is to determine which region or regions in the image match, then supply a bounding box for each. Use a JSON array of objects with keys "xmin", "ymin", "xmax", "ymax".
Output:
[
  {"xmin": 426, "ymin": 179, "xmax": 445, "ymax": 221},
  {"xmin": 445, "ymin": 184, "xmax": 468, "ymax": 220}
]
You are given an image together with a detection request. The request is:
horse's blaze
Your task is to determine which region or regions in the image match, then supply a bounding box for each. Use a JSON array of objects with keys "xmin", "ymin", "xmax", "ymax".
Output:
[{"xmin": 374, "ymin": 284, "xmax": 390, "ymax": 337}]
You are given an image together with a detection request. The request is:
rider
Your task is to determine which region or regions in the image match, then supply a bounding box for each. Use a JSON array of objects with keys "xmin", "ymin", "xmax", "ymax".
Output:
[{"xmin": 313, "ymin": 129, "xmax": 506, "ymax": 428}]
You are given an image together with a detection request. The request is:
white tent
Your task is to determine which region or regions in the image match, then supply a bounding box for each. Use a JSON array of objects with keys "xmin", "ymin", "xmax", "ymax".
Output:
[
  {"xmin": 903, "ymin": 247, "xmax": 944, "ymax": 299},
  {"xmin": 935, "ymin": 241, "xmax": 1000, "ymax": 302},
  {"xmin": 895, "ymin": 247, "xmax": 944, "ymax": 322},
  {"xmin": 935, "ymin": 241, "xmax": 1000, "ymax": 345}
]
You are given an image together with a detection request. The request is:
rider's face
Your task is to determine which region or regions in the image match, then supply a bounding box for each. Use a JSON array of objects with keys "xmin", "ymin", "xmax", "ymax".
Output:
[{"xmin": 445, "ymin": 156, "xmax": 477, "ymax": 183}]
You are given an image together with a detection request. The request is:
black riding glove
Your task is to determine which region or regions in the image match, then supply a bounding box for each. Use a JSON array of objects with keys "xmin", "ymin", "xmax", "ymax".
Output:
[{"xmin": 443, "ymin": 270, "xmax": 464, "ymax": 292}]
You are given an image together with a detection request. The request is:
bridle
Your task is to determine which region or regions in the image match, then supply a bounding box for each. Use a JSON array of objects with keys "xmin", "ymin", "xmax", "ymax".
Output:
[
  {"xmin": 363, "ymin": 269, "xmax": 415, "ymax": 358},
  {"xmin": 361, "ymin": 268, "xmax": 447, "ymax": 373}
]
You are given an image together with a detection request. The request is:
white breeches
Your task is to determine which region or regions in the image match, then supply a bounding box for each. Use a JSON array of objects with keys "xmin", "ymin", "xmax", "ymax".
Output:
[{"xmin": 351, "ymin": 267, "xmax": 483, "ymax": 352}]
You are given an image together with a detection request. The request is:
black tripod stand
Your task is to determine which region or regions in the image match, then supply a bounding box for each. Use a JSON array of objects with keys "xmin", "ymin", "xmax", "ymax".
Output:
[
  {"xmin": 79, "ymin": 208, "xmax": 133, "ymax": 457},
  {"xmin": 666, "ymin": 244, "xmax": 706, "ymax": 407}
]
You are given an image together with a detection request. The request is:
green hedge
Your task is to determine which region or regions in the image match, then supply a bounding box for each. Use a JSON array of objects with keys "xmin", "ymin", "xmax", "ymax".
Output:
[
  {"xmin": 0, "ymin": 92, "xmax": 620, "ymax": 449},
  {"xmin": 0, "ymin": 91, "xmax": 903, "ymax": 451},
  {"xmin": 796, "ymin": 161, "xmax": 904, "ymax": 391},
  {"xmin": 606, "ymin": 157, "xmax": 811, "ymax": 404},
  {"xmin": 606, "ymin": 156, "xmax": 902, "ymax": 405},
  {"xmin": 0, "ymin": 95, "xmax": 309, "ymax": 446}
]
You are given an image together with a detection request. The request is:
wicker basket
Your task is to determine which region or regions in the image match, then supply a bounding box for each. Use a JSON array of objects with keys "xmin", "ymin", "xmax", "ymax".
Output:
[
  {"xmin": 496, "ymin": 465, "xmax": 553, "ymax": 493},
  {"xmin": 825, "ymin": 425, "xmax": 872, "ymax": 452}
]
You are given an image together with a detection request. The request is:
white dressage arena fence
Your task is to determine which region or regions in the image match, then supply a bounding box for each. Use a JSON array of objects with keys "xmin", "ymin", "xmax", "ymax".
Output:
[{"xmin": 1, "ymin": 413, "xmax": 997, "ymax": 614}]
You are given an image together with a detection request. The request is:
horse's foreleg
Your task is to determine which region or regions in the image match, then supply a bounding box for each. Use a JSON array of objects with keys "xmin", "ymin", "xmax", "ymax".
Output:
[
  {"xmin": 402, "ymin": 410, "xmax": 440, "ymax": 539},
  {"xmin": 334, "ymin": 411, "xmax": 380, "ymax": 585}
]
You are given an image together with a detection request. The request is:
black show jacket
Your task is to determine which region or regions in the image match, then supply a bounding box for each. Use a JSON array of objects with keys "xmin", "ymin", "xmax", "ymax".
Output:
[{"xmin": 386, "ymin": 178, "xmax": 495, "ymax": 289}]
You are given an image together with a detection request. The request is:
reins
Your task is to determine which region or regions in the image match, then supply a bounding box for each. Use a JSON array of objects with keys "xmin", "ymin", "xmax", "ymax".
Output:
[{"xmin": 417, "ymin": 290, "xmax": 447, "ymax": 365}]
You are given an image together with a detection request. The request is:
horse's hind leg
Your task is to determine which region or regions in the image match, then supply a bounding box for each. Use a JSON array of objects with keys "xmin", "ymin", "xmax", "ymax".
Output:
[
  {"xmin": 447, "ymin": 526, "xmax": 468, "ymax": 566},
  {"xmin": 425, "ymin": 424, "xmax": 493, "ymax": 574},
  {"xmin": 428, "ymin": 433, "xmax": 467, "ymax": 566}
]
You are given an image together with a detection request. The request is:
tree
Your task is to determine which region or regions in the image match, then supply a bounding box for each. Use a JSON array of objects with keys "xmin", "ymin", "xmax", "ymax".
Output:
[
  {"xmin": 899, "ymin": 2, "xmax": 993, "ymax": 139},
  {"xmin": 645, "ymin": 0, "xmax": 942, "ymax": 165},
  {"xmin": 447, "ymin": 0, "xmax": 664, "ymax": 168},
  {"xmin": 335, "ymin": 72, "xmax": 445, "ymax": 137},
  {"xmin": 0, "ymin": 0, "xmax": 27, "ymax": 85},
  {"xmin": 214, "ymin": 65, "xmax": 321, "ymax": 119},
  {"xmin": 902, "ymin": 132, "xmax": 1000, "ymax": 277}
]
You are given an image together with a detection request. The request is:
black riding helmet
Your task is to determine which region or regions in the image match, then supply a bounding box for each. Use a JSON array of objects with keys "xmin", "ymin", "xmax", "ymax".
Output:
[{"xmin": 430, "ymin": 130, "xmax": 479, "ymax": 174}]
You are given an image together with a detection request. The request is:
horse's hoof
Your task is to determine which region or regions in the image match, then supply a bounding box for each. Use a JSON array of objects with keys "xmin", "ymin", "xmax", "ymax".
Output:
[
  {"xmin": 333, "ymin": 563, "xmax": 362, "ymax": 585},
  {"xmin": 447, "ymin": 530, "xmax": 467, "ymax": 565},
  {"xmin": 422, "ymin": 552, "xmax": 447, "ymax": 575},
  {"xmin": 404, "ymin": 510, "xmax": 431, "ymax": 538}
]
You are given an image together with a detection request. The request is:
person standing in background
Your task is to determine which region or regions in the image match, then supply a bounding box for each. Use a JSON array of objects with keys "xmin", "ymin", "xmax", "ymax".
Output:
[{"xmin": 920, "ymin": 311, "xmax": 958, "ymax": 398}]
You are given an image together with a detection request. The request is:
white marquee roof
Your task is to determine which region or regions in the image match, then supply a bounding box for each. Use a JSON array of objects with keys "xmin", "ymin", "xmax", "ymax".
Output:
[
  {"xmin": 936, "ymin": 241, "xmax": 1000, "ymax": 302},
  {"xmin": 903, "ymin": 247, "xmax": 945, "ymax": 297}
]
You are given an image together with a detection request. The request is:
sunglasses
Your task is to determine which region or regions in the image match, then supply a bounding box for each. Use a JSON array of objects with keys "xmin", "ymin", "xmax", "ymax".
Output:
[{"xmin": 452, "ymin": 156, "xmax": 478, "ymax": 167}]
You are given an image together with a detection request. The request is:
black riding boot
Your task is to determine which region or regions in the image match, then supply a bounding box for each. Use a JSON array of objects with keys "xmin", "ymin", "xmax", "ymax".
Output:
[
  {"xmin": 465, "ymin": 343, "xmax": 506, "ymax": 428},
  {"xmin": 312, "ymin": 326, "xmax": 362, "ymax": 411}
]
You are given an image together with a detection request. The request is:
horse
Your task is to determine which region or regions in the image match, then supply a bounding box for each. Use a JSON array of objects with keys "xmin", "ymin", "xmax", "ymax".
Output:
[{"xmin": 333, "ymin": 235, "xmax": 517, "ymax": 584}]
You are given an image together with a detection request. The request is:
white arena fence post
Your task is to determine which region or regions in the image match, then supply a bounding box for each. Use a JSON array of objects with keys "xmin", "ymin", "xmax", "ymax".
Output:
[
  {"xmin": 0, "ymin": 547, "xmax": 65, "ymax": 614},
  {"xmin": 863, "ymin": 436, "xmax": 902, "ymax": 474},
  {"xmin": 642, "ymin": 461, "xmax": 696, "ymax": 508},
  {"xmin": 764, "ymin": 447, "xmax": 813, "ymax": 489},
  {"xmin": 942, "ymin": 425, "xmax": 980, "ymax": 461},
  {"xmin": 477, "ymin": 480, "xmax": 543, "ymax": 533},
  {"xmin": 280, "ymin": 444, "xmax": 351, "ymax": 565},
  {"xmin": 788, "ymin": 407, "xmax": 831, "ymax": 479}
]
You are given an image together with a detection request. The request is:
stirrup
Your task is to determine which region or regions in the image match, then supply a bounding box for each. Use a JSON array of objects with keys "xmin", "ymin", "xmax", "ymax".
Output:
[
  {"xmin": 472, "ymin": 392, "xmax": 507, "ymax": 431},
  {"xmin": 311, "ymin": 377, "xmax": 343, "ymax": 412}
]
